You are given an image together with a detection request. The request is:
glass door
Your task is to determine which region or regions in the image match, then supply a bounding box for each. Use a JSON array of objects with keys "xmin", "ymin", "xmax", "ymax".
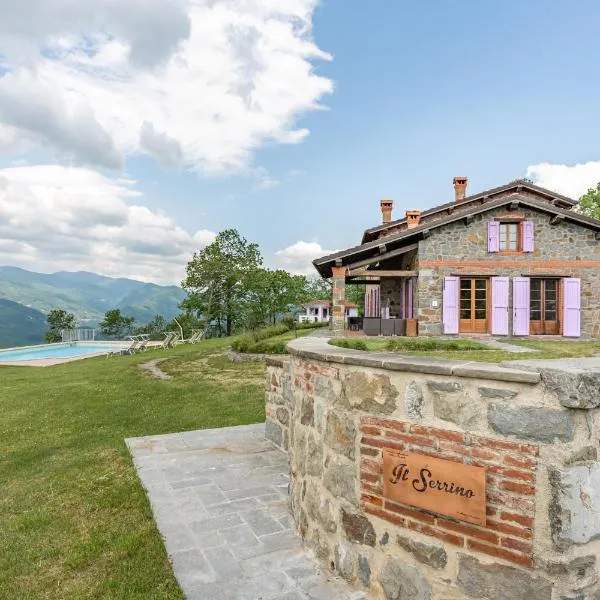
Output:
[
  {"xmin": 459, "ymin": 278, "xmax": 488, "ymax": 333},
  {"xmin": 530, "ymin": 279, "xmax": 559, "ymax": 335}
]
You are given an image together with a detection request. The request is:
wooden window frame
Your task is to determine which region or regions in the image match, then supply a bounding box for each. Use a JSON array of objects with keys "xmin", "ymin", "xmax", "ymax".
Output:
[
  {"xmin": 459, "ymin": 277, "xmax": 490, "ymax": 334},
  {"xmin": 498, "ymin": 222, "xmax": 522, "ymax": 254},
  {"xmin": 529, "ymin": 277, "xmax": 561, "ymax": 336}
]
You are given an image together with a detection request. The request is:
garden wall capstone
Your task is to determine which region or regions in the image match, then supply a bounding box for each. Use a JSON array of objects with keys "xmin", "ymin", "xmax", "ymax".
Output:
[{"xmin": 265, "ymin": 336, "xmax": 600, "ymax": 600}]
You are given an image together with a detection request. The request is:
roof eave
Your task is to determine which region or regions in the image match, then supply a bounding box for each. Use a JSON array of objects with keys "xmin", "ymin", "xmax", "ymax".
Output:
[{"xmin": 315, "ymin": 194, "xmax": 599, "ymax": 279}]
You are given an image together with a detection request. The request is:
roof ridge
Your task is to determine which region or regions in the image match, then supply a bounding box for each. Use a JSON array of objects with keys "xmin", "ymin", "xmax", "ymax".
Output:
[{"xmin": 361, "ymin": 179, "xmax": 577, "ymax": 242}]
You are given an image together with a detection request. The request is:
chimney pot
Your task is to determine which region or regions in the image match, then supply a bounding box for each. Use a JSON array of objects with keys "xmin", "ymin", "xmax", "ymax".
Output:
[
  {"xmin": 453, "ymin": 176, "xmax": 468, "ymax": 202},
  {"xmin": 405, "ymin": 210, "xmax": 421, "ymax": 229},
  {"xmin": 380, "ymin": 199, "xmax": 394, "ymax": 224}
]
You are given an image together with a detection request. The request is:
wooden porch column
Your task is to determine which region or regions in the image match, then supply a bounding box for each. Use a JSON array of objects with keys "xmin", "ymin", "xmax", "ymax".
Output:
[{"xmin": 331, "ymin": 266, "xmax": 346, "ymax": 335}]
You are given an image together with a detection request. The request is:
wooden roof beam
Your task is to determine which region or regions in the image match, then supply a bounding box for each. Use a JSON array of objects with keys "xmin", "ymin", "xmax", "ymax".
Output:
[
  {"xmin": 347, "ymin": 269, "xmax": 417, "ymax": 278},
  {"xmin": 345, "ymin": 243, "xmax": 418, "ymax": 270}
]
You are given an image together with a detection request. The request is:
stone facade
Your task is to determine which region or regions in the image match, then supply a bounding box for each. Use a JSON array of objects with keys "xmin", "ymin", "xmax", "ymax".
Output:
[
  {"xmin": 264, "ymin": 356, "xmax": 292, "ymax": 451},
  {"xmin": 267, "ymin": 336, "xmax": 600, "ymax": 600},
  {"xmin": 415, "ymin": 205, "xmax": 600, "ymax": 337}
]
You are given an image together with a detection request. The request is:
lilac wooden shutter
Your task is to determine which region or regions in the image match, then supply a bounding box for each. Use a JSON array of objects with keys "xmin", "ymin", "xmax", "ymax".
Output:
[
  {"xmin": 563, "ymin": 278, "xmax": 581, "ymax": 337},
  {"xmin": 488, "ymin": 221, "xmax": 500, "ymax": 252},
  {"xmin": 407, "ymin": 279, "xmax": 413, "ymax": 319},
  {"xmin": 512, "ymin": 277, "xmax": 530, "ymax": 336},
  {"xmin": 491, "ymin": 277, "xmax": 509, "ymax": 335},
  {"xmin": 443, "ymin": 276, "xmax": 459, "ymax": 334},
  {"xmin": 522, "ymin": 221, "xmax": 535, "ymax": 252}
]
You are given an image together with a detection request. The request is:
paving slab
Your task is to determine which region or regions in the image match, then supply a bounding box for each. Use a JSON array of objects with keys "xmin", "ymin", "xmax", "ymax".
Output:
[{"xmin": 126, "ymin": 423, "xmax": 370, "ymax": 600}]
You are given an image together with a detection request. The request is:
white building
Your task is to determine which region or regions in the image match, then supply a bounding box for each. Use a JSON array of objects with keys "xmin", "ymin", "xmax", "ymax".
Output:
[{"xmin": 298, "ymin": 300, "xmax": 359, "ymax": 324}]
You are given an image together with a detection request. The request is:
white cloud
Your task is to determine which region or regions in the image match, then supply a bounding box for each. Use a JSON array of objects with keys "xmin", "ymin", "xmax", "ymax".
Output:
[
  {"xmin": 0, "ymin": 165, "xmax": 216, "ymax": 284},
  {"xmin": 0, "ymin": 0, "xmax": 333, "ymax": 173},
  {"xmin": 526, "ymin": 161, "xmax": 600, "ymax": 199},
  {"xmin": 274, "ymin": 240, "xmax": 335, "ymax": 275}
]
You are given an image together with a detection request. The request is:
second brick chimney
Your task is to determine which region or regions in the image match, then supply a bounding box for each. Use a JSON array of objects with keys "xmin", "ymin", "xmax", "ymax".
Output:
[
  {"xmin": 406, "ymin": 210, "xmax": 421, "ymax": 229},
  {"xmin": 380, "ymin": 199, "xmax": 393, "ymax": 224},
  {"xmin": 453, "ymin": 176, "xmax": 468, "ymax": 202}
]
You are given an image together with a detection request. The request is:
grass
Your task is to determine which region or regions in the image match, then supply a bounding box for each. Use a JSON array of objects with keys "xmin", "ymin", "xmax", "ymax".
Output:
[
  {"xmin": 0, "ymin": 338, "xmax": 265, "ymax": 599},
  {"xmin": 231, "ymin": 321, "xmax": 326, "ymax": 354},
  {"xmin": 329, "ymin": 337, "xmax": 600, "ymax": 363}
]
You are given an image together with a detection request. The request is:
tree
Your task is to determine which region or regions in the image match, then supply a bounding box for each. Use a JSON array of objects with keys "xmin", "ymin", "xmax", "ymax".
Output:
[
  {"xmin": 100, "ymin": 309, "xmax": 135, "ymax": 339},
  {"xmin": 135, "ymin": 314, "xmax": 167, "ymax": 340},
  {"xmin": 183, "ymin": 229, "xmax": 263, "ymax": 336},
  {"xmin": 578, "ymin": 182, "xmax": 600, "ymax": 220},
  {"xmin": 45, "ymin": 309, "xmax": 76, "ymax": 343},
  {"xmin": 303, "ymin": 276, "xmax": 332, "ymax": 302},
  {"xmin": 246, "ymin": 269, "xmax": 308, "ymax": 326}
]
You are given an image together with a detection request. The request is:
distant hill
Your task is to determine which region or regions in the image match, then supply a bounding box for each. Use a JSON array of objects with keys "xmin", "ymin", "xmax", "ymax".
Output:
[
  {"xmin": 0, "ymin": 299, "xmax": 47, "ymax": 348},
  {"xmin": 0, "ymin": 267, "xmax": 187, "ymax": 347}
]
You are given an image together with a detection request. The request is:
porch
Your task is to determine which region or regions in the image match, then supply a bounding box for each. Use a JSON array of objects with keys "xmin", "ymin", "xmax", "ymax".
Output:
[{"xmin": 328, "ymin": 240, "xmax": 420, "ymax": 336}]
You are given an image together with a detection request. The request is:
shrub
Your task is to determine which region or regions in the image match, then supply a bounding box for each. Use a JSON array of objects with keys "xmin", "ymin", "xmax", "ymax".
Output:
[
  {"xmin": 281, "ymin": 314, "xmax": 295, "ymax": 329},
  {"xmin": 385, "ymin": 338, "xmax": 490, "ymax": 352},
  {"xmin": 329, "ymin": 337, "xmax": 491, "ymax": 353},
  {"xmin": 329, "ymin": 338, "xmax": 368, "ymax": 351},
  {"xmin": 246, "ymin": 340, "xmax": 288, "ymax": 354}
]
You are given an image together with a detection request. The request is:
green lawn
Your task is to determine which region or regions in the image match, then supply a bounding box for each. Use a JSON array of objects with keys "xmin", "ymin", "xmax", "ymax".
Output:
[
  {"xmin": 329, "ymin": 337, "xmax": 600, "ymax": 362},
  {"xmin": 0, "ymin": 338, "xmax": 265, "ymax": 599}
]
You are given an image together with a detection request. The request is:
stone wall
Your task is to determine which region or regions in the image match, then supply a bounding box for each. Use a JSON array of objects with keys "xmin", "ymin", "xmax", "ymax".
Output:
[
  {"xmin": 266, "ymin": 336, "xmax": 600, "ymax": 600},
  {"xmin": 265, "ymin": 356, "xmax": 292, "ymax": 451},
  {"xmin": 416, "ymin": 206, "xmax": 600, "ymax": 337}
]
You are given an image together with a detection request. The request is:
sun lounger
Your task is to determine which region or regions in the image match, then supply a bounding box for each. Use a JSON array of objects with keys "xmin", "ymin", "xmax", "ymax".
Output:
[
  {"xmin": 137, "ymin": 334, "xmax": 150, "ymax": 351},
  {"xmin": 162, "ymin": 332, "xmax": 178, "ymax": 349},
  {"xmin": 123, "ymin": 336, "xmax": 141, "ymax": 355},
  {"xmin": 107, "ymin": 336, "xmax": 139, "ymax": 357},
  {"xmin": 161, "ymin": 332, "xmax": 173, "ymax": 349},
  {"xmin": 180, "ymin": 329, "xmax": 205, "ymax": 344}
]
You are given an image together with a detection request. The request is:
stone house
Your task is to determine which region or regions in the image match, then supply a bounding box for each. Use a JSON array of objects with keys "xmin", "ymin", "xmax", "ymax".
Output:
[{"xmin": 313, "ymin": 177, "xmax": 600, "ymax": 338}]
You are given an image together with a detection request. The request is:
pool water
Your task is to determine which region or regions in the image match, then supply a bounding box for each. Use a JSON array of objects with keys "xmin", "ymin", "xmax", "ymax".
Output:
[{"xmin": 0, "ymin": 343, "xmax": 126, "ymax": 362}]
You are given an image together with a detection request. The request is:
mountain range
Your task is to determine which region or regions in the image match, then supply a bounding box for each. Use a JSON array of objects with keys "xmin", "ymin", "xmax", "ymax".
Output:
[{"xmin": 0, "ymin": 267, "xmax": 187, "ymax": 348}]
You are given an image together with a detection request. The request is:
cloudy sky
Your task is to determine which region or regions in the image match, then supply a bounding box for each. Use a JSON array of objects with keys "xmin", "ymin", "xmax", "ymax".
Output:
[{"xmin": 0, "ymin": 0, "xmax": 600, "ymax": 284}]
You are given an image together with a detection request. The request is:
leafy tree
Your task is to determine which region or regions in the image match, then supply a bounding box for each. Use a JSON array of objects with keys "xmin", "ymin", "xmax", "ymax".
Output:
[
  {"xmin": 183, "ymin": 229, "xmax": 263, "ymax": 336},
  {"xmin": 346, "ymin": 283, "xmax": 366, "ymax": 314},
  {"xmin": 45, "ymin": 309, "xmax": 76, "ymax": 343},
  {"xmin": 100, "ymin": 309, "xmax": 135, "ymax": 339},
  {"xmin": 578, "ymin": 182, "xmax": 600, "ymax": 220},
  {"xmin": 247, "ymin": 269, "xmax": 309, "ymax": 326},
  {"xmin": 135, "ymin": 314, "xmax": 167, "ymax": 340},
  {"xmin": 303, "ymin": 276, "xmax": 332, "ymax": 301}
]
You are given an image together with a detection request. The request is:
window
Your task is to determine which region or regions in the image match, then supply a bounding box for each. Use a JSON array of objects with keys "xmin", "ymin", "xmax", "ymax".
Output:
[
  {"xmin": 459, "ymin": 278, "xmax": 488, "ymax": 332},
  {"xmin": 499, "ymin": 222, "xmax": 520, "ymax": 252}
]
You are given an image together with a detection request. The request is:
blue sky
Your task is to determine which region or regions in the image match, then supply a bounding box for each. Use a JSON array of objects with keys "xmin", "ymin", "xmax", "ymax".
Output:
[{"xmin": 0, "ymin": 0, "xmax": 599, "ymax": 283}]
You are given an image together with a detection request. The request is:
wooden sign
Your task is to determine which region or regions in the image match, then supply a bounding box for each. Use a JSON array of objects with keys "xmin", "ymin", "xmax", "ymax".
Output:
[{"xmin": 383, "ymin": 450, "xmax": 486, "ymax": 526}]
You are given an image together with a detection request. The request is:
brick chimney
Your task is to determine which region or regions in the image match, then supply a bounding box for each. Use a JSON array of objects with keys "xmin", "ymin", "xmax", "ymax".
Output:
[
  {"xmin": 406, "ymin": 210, "xmax": 421, "ymax": 229},
  {"xmin": 453, "ymin": 176, "xmax": 468, "ymax": 202},
  {"xmin": 380, "ymin": 199, "xmax": 393, "ymax": 224}
]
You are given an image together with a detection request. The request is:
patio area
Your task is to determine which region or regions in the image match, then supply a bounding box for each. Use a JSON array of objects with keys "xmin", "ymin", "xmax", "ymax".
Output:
[{"xmin": 126, "ymin": 423, "xmax": 369, "ymax": 600}]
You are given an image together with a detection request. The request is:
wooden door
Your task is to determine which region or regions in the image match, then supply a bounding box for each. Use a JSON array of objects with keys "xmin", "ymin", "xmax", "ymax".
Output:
[
  {"xmin": 459, "ymin": 278, "xmax": 488, "ymax": 333},
  {"xmin": 530, "ymin": 279, "xmax": 559, "ymax": 335}
]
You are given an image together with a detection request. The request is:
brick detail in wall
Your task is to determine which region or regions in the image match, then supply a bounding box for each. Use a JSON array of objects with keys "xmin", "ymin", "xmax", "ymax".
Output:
[{"xmin": 359, "ymin": 416, "xmax": 539, "ymax": 568}]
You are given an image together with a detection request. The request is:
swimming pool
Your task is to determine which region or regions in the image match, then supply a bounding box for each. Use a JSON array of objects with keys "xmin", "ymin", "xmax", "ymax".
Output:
[{"xmin": 0, "ymin": 342, "xmax": 127, "ymax": 362}]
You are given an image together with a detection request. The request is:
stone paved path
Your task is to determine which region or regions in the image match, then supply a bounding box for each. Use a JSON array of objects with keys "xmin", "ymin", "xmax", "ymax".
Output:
[
  {"xmin": 473, "ymin": 338, "xmax": 536, "ymax": 353},
  {"xmin": 126, "ymin": 424, "xmax": 369, "ymax": 600}
]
